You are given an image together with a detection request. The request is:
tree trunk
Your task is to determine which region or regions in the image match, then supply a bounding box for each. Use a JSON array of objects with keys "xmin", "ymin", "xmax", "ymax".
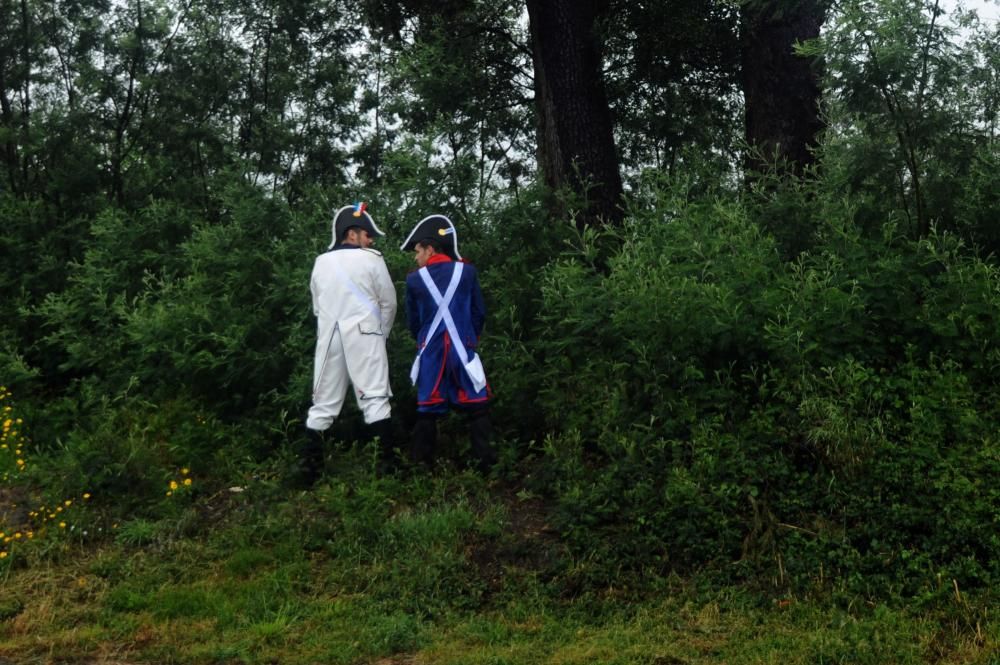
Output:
[
  {"xmin": 741, "ymin": 0, "xmax": 827, "ymax": 178},
  {"xmin": 111, "ymin": 0, "xmax": 143, "ymax": 205},
  {"xmin": 526, "ymin": 0, "xmax": 623, "ymax": 228},
  {"xmin": 0, "ymin": 64, "xmax": 19, "ymax": 194},
  {"xmin": 18, "ymin": 0, "xmax": 29, "ymax": 187}
]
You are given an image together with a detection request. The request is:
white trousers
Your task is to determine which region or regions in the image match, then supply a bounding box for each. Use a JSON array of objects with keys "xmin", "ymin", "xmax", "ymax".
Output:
[{"xmin": 306, "ymin": 326, "xmax": 392, "ymax": 430}]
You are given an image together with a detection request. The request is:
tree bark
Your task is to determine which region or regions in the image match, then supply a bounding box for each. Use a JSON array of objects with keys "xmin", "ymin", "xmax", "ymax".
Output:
[
  {"xmin": 111, "ymin": 0, "xmax": 143, "ymax": 205},
  {"xmin": 526, "ymin": 0, "xmax": 623, "ymax": 228},
  {"xmin": 18, "ymin": 0, "xmax": 29, "ymax": 187},
  {"xmin": 0, "ymin": 62, "xmax": 19, "ymax": 194},
  {"xmin": 740, "ymin": 0, "xmax": 827, "ymax": 178}
]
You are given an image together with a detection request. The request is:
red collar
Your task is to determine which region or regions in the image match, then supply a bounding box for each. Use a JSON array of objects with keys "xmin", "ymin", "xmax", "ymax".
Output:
[{"xmin": 426, "ymin": 254, "xmax": 452, "ymax": 265}]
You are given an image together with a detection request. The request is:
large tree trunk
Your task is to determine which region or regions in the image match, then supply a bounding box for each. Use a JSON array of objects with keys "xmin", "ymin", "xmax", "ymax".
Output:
[
  {"xmin": 0, "ymin": 64, "xmax": 19, "ymax": 194},
  {"xmin": 527, "ymin": 0, "xmax": 623, "ymax": 228},
  {"xmin": 741, "ymin": 0, "xmax": 827, "ymax": 178},
  {"xmin": 0, "ymin": 0, "xmax": 24, "ymax": 193}
]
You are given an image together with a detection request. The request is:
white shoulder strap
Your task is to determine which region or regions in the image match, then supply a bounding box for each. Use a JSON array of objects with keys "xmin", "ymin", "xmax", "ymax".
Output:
[
  {"xmin": 409, "ymin": 263, "xmax": 487, "ymax": 392},
  {"xmin": 331, "ymin": 263, "xmax": 381, "ymax": 322},
  {"xmin": 420, "ymin": 262, "xmax": 463, "ymax": 335}
]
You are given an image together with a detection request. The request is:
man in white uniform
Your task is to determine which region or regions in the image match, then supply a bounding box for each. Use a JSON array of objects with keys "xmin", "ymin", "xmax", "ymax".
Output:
[{"xmin": 300, "ymin": 202, "xmax": 398, "ymax": 483}]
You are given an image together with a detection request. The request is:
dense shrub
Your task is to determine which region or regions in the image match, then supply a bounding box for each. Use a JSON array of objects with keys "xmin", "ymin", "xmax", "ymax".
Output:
[
  {"xmin": 4, "ymin": 169, "xmax": 1000, "ymax": 599},
  {"xmin": 525, "ymin": 184, "xmax": 1000, "ymax": 594}
]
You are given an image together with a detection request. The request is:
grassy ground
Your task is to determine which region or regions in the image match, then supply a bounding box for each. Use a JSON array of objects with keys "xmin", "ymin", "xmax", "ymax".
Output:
[{"xmin": 1, "ymin": 461, "xmax": 996, "ymax": 665}]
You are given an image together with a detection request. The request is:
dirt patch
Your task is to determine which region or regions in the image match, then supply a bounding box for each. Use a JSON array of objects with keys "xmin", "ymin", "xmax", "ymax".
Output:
[
  {"xmin": 466, "ymin": 482, "xmax": 565, "ymax": 596},
  {"xmin": 0, "ymin": 484, "xmax": 33, "ymax": 532}
]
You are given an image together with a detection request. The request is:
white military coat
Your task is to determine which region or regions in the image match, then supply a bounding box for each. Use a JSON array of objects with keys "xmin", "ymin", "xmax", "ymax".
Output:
[{"xmin": 307, "ymin": 245, "xmax": 397, "ymax": 429}]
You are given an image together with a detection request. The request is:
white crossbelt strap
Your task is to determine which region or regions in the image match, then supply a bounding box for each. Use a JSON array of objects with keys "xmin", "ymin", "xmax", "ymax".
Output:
[
  {"xmin": 409, "ymin": 263, "xmax": 487, "ymax": 392},
  {"xmin": 332, "ymin": 264, "xmax": 381, "ymax": 324},
  {"xmin": 313, "ymin": 264, "xmax": 382, "ymax": 393},
  {"xmin": 409, "ymin": 264, "xmax": 463, "ymax": 385}
]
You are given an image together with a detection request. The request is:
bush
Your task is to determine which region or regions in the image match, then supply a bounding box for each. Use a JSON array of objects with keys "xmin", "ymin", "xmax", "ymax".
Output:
[
  {"xmin": 523, "ymin": 183, "xmax": 1000, "ymax": 595},
  {"xmin": 6, "ymin": 163, "xmax": 1000, "ymax": 601}
]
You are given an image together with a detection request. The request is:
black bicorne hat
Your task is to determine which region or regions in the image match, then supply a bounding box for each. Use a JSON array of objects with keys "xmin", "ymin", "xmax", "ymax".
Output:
[
  {"xmin": 330, "ymin": 202, "xmax": 384, "ymax": 249},
  {"xmin": 399, "ymin": 214, "xmax": 461, "ymax": 260}
]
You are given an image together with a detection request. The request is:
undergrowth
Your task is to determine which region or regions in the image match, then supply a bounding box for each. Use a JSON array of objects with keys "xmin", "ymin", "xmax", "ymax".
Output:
[{"xmin": 1, "ymin": 459, "xmax": 996, "ymax": 665}]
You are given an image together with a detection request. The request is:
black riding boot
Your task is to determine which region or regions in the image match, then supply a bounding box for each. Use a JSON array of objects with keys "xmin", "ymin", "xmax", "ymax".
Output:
[
  {"xmin": 369, "ymin": 418, "xmax": 399, "ymax": 475},
  {"xmin": 468, "ymin": 409, "xmax": 497, "ymax": 473},
  {"xmin": 410, "ymin": 414, "xmax": 438, "ymax": 469},
  {"xmin": 294, "ymin": 426, "xmax": 326, "ymax": 487}
]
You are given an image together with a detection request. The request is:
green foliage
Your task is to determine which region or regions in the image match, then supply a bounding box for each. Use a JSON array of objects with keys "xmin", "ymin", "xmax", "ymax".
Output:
[
  {"xmin": 30, "ymin": 180, "xmax": 321, "ymax": 425},
  {"xmin": 955, "ymin": 145, "xmax": 1000, "ymax": 252},
  {"xmin": 114, "ymin": 519, "xmax": 164, "ymax": 548},
  {"xmin": 811, "ymin": 0, "xmax": 1000, "ymax": 242},
  {"xmin": 0, "ymin": 596, "xmax": 24, "ymax": 621},
  {"xmin": 3, "ymin": 472, "xmax": 996, "ymax": 663},
  {"xmin": 603, "ymin": 0, "xmax": 741, "ymax": 176},
  {"xmin": 2, "ymin": 0, "xmax": 1000, "ymax": 615},
  {"xmin": 522, "ymin": 179, "xmax": 1000, "ymax": 594}
]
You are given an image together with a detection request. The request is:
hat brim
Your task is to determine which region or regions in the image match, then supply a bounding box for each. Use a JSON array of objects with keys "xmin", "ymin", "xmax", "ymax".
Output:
[
  {"xmin": 399, "ymin": 214, "xmax": 461, "ymax": 259},
  {"xmin": 330, "ymin": 205, "xmax": 384, "ymax": 249}
]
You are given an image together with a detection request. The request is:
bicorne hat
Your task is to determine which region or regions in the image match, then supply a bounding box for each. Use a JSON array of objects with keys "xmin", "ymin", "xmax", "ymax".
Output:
[
  {"xmin": 330, "ymin": 202, "xmax": 385, "ymax": 249},
  {"xmin": 399, "ymin": 214, "xmax": 461, "ymax": 260}
]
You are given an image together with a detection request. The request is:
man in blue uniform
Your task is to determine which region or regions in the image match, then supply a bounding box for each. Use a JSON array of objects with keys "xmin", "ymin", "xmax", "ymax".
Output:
[{"xmin": 400, "ymin": 214, "xmax": 496, "ymax": 472}]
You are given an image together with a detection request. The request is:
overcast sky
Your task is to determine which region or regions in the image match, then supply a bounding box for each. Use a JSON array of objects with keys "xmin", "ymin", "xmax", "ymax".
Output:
[{"xmin": 940, "ymin": 0, "xmax": 999, "ymax": 22}]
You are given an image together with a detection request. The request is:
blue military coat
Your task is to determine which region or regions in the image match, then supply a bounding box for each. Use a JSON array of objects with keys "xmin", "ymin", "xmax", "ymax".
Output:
[{"xmin": 405, "ymin": 255, "xmax": 491, "ymax": 412}]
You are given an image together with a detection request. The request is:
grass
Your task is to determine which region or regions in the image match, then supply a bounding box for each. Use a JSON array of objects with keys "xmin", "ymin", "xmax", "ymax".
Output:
[{"xmin": 1, "ymin": 464, "xmax": 996, "ymax": 665}]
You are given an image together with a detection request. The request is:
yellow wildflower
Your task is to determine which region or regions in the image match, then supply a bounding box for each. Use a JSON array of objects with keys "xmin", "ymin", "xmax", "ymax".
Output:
[
  {"xmin": 166, "ymin": 491, "xmax": 172, "ymax": 497},
  {"xmin": 183, "ymin": 478, "xmax": 192, "ymax": 486},
  {"xmin": 14, "ymin": 533, "xmax": 21, "ymax": 539},
  {"xmin": 181, "ymin": 467, "xmax": 190, "ymax": 475},
  {"xmin": 169, "ymin": 480, "xmax": 179, "ymax": 490},
  {"xmin": 83, "ymin": 493, "xmax": 91, "ymax": 499},
  {"xmin": 59, "ymin": 522, "xmax": 66, "ymax": 529},
  {"xmin": 64, "ymin": 500, "xmax": 72, "ymax": 507},
  {"xmin": 0, "ymin": 552, "xmax": 7, "ymax": 559}
]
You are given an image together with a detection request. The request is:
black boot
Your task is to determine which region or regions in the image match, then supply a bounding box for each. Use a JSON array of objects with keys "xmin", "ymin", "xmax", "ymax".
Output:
[
  {"xmin": 468, "ymin": 409, "xmax": 497, "ymax": 474},
  {"xmin": 369, "ymin": 418, "xmax": 399, "ymax": 476},
  {"xmin": 410, "ymin": 414, "xmax": 438, "ymax": 470},
  {"xmin": 293, "ymin": 427, "xmax": 326, "ymax": 488}
]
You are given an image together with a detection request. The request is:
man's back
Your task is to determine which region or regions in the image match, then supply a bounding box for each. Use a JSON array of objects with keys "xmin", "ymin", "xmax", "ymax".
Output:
[
  {"xmin": 405, "ymin": 259, "xmax": 485, "ymax": 350},
  {"xmin": 312, "ymin": 246, "xmax": 397, "ymax": 337}
]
